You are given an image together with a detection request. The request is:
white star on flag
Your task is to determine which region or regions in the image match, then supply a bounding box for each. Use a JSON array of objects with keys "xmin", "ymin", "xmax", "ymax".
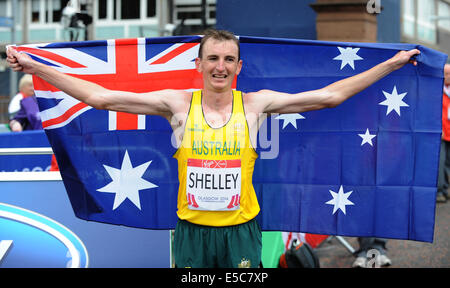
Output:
[
  {"xmin": 379, "ymin": 86, "xmax": 409, "ymax": 116},
  {"xmin": 325, "ymin": 185, "xmax": 355, "ymax": 215},
  {"xmin": 97, "ymin": 150, "xmax": 158, "ymax": 210},
  {"xmin": 358, "ymin": 128, "xmax": 377, "ymax": 146},
  {"xmin": 333, "ymin": 47, "xmax": 363, "ymax": 70},
  {"xmin": 275, "ymin": 113, "xmax": 306, "ymax": 129}
]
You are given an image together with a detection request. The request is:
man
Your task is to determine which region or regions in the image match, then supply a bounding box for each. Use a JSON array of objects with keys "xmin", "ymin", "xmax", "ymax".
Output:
[
  {"xmin": 7, "ymin": 29, "xmax": 419, "ymax": 268},
  {"xmin": 437, "ymin": 64, "xmax": 450, "ymax": 203}
]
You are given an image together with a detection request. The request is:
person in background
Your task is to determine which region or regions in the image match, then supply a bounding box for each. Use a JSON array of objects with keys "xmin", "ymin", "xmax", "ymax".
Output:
[
  {"xmin": 9, "ymin": 74, "xmax": 42, "ymax": 132},
  {"xmin": 8, "ymin": 74, "xmax": 34, "ymax": 119},
  {"xmin": 437, "ymin": 63, "xmax": 450, "ymax": 203},
  {"xmin": 8, "ymin": 74, "xmax": 59, "ymax": 170}
]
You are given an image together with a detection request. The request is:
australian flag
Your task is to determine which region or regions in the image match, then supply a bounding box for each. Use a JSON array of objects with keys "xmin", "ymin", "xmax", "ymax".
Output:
[{"xmin": 16, "ymin": 36, "xmax": 447, "ymax": 243}]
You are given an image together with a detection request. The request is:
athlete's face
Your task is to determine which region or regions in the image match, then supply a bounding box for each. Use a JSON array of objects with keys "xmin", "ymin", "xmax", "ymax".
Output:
[{"xmin": 196, "ymin": 39, "xmax": 242, "ymax": 92}]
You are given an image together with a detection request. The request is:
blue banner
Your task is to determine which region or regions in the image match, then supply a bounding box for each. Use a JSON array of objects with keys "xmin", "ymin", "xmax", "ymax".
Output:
[{"xmin": 0, "ymin": 130, "xmax": 51, "ymax": 172}]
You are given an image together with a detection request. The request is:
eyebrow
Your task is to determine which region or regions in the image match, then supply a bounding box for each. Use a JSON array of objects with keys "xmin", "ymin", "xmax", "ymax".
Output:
[{"xmin": 206, "ymin": 54, "xmax": 237, "ymax": 60}]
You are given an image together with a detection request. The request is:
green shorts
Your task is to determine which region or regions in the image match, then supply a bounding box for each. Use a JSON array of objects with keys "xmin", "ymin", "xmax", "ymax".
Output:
[{"xmin": 173, "ymin": 218, "xmax": 262, "ymax": 268}]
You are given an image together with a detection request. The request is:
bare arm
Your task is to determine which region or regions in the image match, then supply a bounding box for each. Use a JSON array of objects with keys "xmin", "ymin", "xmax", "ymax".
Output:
[
  {"xmin": 6, "ymin": 47, "xmax": 188, "ymax": 117},
  {"xmin": 248, "ymin": 49, "xmax": 420, "ymax": 114}
]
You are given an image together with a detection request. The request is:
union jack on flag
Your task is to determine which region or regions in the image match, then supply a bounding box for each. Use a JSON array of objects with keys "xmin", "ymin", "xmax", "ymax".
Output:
[
  {"xmin": 16, "ymin": 36, "xmax": 205, "ymax": 131},
  {"xmin": 13, "ymin": 36, "xmax": 446, "ymax": 243}
]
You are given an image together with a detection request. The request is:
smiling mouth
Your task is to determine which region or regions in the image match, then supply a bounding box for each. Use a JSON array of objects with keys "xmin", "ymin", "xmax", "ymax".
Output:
[{"xmin": 212, "ymin": 74, "xmax": 228, "ymax": 78}]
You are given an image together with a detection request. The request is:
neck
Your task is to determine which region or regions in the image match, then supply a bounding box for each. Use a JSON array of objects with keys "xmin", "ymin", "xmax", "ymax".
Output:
[{"xmin": 202, "ymin": 88, "xmax": 233, "ymax": 110}]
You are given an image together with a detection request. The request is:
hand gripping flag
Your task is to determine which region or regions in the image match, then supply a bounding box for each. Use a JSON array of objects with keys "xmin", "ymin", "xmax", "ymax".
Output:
[{"xmin": 16, "ymin": 36, "xmax": 447, "ymax": 242}]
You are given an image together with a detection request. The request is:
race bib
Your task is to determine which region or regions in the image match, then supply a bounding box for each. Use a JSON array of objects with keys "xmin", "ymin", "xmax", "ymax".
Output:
[{"xmin": 186, "ymin": 158, "xmax": 241, "ymax": 211}]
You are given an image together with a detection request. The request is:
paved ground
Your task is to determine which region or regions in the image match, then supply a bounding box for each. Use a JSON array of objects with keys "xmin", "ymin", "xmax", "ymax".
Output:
[{"xmin": 316, "ymin": 198, "xmax": 450, "ymax": 268}]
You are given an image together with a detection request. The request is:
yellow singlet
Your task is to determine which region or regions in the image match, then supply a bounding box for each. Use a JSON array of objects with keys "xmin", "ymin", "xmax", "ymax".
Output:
[{"xmin": 173, "ymin": 90, "xmax": 259, "ymax": 226}]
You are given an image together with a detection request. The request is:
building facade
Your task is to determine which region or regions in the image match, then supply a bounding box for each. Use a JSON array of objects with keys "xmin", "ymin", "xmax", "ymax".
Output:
[
  {"xmin": 217, "ymin": 0, "xmax": 450, "ymax": 58},
  {"xmin": 401, "ymin": 0, "xmax": 450, "ymax": 55},
  {"xmin": 0, "ymin": 0, "xmax": 216, "ymax": 44}
]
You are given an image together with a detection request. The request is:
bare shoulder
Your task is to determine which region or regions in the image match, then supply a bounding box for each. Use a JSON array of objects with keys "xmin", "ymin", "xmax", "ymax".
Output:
[
  {"xmin": 157, "ymin": 89, "xmax": 192, "ymax": 113},
  {"xmin": 163, "ymin": 90, "xmax": 193, "ymax": 134},
  {"xmin": 161, "ymin": 90, "xmax": 192, "ymax": 115},
  {"xmin": 157, "ymin": 89, "xmax": 191, "ymax": 99},
  {"xmin": 177, "ymin": 89, "xmax": 193, "ymax": 112},
  {"xmin": 242, "ymin": 89, "xmax": 277, "ymax": 114}
]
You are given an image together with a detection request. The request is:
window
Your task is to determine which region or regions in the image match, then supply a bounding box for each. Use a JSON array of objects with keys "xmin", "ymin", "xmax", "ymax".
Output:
[
  {"xmin": 0, "ymin": 0, "xmax": 7, "ymax": 18},
  {"xmin": 113, "ymin": 0, "xmax": 117, "ymax": 19},
  {"xmin": 52, "ymin": 0, "xmax": 70, "ymax": 23},
  {"xmin": 402, "ymin": 0, "xmax": 415, "ymax": 37},
  {"xmin": 402, "ymin": 0, "xmax": 438, "ymax": 44},
  {"xmin": 97, "ymin": 0, "xmax": 158, "ymax": 21},
  {"xmin": 98, "ymin": 0, "xmax": 107, "ymax": 19},
  {"xmin": 121, "ymin": 0, "xmax": 140, "ymax": 19},
  {"xmin": 29, "ymin": 0, "xmax": 71, "ymax": 24},
  {"xmin": 147, "ymin": 0, "xmax": 156, "ymax": 18},
  {"xmin": 13, "ymin": 0, "xmax": 22, "ymax": 25},
  {"xmin": 438, "ymin": 0, "xmax": 450, "ymax": 31},
  {"xmin": 31, "ymin": 0, "xmax": 40, "ymax": 23},
  {"xmin": 417, "ymin": 0, "xmax": 436, "ymax": 43},
  {"xmin": 173, "ymin": 0, "xmax": 217, "ymax": 26}
]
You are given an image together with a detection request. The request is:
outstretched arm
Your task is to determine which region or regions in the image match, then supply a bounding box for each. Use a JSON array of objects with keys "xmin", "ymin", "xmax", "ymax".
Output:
[
  {"xmin": 248, "ymin": 49, "xmax": 420, "ymax": 114},
  {"xmin": 6, "ymin": 47, "xmax": 188, "ymax": 117}
]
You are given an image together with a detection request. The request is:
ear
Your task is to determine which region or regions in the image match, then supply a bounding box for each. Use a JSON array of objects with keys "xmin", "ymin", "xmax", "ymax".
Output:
[
  {"xmin": 195, "ymin": 57, "xmax": 202, "ymax": 73},
  {"xmin": 235, "ymin": 59, "xmax": 243, "ymax": 76}
]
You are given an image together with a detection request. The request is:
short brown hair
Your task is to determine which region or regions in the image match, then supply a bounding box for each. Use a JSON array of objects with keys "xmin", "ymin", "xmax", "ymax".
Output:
[{"xmin": 198, "ymin": 29, "xmax": 240, "ymax": 60}]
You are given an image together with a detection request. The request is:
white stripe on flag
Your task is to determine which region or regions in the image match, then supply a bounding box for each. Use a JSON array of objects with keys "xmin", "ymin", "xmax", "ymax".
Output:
[
  {"xmin": 138, "ymin": 114, "xmax": 146, "ymax": 129},
  {"xmin": 109, "ymin": 111, "xmax": 117, "ymax": 131}
]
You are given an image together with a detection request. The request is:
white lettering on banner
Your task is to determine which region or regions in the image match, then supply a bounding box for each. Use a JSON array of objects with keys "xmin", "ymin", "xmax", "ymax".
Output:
[{"xmin": 186, "ymin": 159, "xmax": 241, "ymax": 211}]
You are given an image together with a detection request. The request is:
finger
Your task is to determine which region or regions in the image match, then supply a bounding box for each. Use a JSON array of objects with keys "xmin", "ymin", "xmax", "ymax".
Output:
[
  {"xmin": 409, "ymin": 49, "xmax": 420, "ymax": 56},
  {"xmin": 6, "ymin": 45, "xmax": 15, "ymax": 55},
  {"xmin": 10, "ymin": 65, "xmax": 22, "ymax": 71},
  {"xmin": 9, "ymin": 47, "xmax": 21, "ymax": 59},
  {"xmin": 7, "ymin": 46, "xmax": 16, "ymax": 55},
  {"xmin": 408, "ymin": 59, "xmax": 418, "ymax": 66},
  {"xmin": 6, "ymin": 56, "xmax": 17, "ymax": 63},
  {"xmin": 6, "ymin": 50, "xmax": 16, "ymax": 60},
  {"xmin": 9, "ymin": 60, "xmax": 23, "ymax": 69}
]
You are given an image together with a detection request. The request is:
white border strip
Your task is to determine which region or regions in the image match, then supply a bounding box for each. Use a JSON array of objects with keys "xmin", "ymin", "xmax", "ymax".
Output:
[
  {"xmin": 0, "ymin": 172, "xmax": 62, "ymax": 182},
  {"xmin": 0, "ymin": 148, "xmax": 54, "ymax": 155}
]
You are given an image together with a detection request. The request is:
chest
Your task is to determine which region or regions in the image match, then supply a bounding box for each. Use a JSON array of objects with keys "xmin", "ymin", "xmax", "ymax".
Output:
[{"xmin": 201, "ymin": 104, "xmax": 233, "ymax": 129}]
